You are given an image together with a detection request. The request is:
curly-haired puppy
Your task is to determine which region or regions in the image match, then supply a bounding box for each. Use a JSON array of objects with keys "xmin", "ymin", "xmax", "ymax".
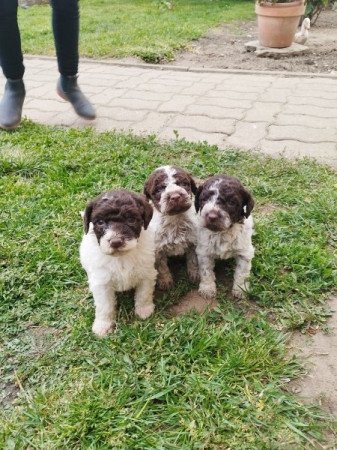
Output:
[
  {"xmin": 195, "ymin": 175, "xmax": 254, "ymax": 299},
  {"xmin": 80, "ymin": 189, "xmax": 156, "ymax": 336},
  {"xmin": 144, "ymin": 165, "xmax": 199, "ymax": 290}
]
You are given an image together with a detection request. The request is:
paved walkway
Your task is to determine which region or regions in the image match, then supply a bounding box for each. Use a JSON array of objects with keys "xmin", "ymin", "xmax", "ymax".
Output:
[{"xmin": 1, "ymin": 56, "xmax": 337, "ymax": 169}]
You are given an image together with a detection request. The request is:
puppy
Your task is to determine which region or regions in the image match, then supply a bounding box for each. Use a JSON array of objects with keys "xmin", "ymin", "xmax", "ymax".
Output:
[
  {"xmin": 144, "ymin": 165, "xmax": 199, "ymax": 290},
  {"xmin": 195, "ymin": 175, "xmax": 254, "ymax": 299},
  {"xmin": 80, "ymin": 189, "xmax": 156, "ymax": 336}
]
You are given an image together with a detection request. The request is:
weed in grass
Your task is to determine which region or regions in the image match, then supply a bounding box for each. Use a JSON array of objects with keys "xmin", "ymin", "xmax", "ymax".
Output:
[{"xmin": 0, "ymin": 121, "xmax": 336, "ymax": 448}]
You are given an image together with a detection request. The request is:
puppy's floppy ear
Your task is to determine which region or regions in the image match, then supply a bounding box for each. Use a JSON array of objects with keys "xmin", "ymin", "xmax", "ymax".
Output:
[
  {"xmin": 194, "ymin": 184, "xmax": 204, "ymax": 213},
  {"xmin": 83, "ymin": 201, "xmax": 94, "ymax": 234},
  {"xmin": 135, "ymin": 194, "xmax": 153, "ymax": 230},
  {"xmin": 242, "ymin": 189, "xmax": 254, "ymax": 218},
  {"xmin": 143, "ymin": 175, "xmax": 153, "ymax": 200},
  {"xmin": 188, "ymin": 174, "xmax": 198, "ymax": 195}
]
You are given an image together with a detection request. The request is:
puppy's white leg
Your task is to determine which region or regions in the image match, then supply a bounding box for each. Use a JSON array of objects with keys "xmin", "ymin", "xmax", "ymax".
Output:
[
  {"xmin": 91, "ymin": 283, "xmax": 116, "ymax": 336},
  {"xmin": 156, "ymin": 251, "xmax": 173, "ymax": 290},
  {"xmin": 232, "ymin": 256, "xmax": 252, "ymax": 299},
  {"xmin": 186, "ymin": 246, "xmax": 199, "ymax": 283},
  {"xmin": 135, "ymin": 277, "xmax": 156, "ymax": 319},
  {"xmin": 198, "ymin": 253, "xmax": 216, "ymax": 299}
]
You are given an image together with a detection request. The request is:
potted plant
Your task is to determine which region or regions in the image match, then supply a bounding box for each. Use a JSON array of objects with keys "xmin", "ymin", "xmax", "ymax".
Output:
[{"xmin": 255, "ymin": 0, "xmax": 305, "ymax": 48}]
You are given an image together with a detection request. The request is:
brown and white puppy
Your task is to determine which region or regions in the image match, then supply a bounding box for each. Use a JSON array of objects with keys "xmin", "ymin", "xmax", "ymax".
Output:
[
  {"xmin": 144, "ymin": 165, "xmax": 199, "ymax": 290},
  {"xmin": 195, "ymin": 175, "xmax": 255, "ymax": 299},
  {"xmin": 80, "ymin": 189, "xmax": 157, "ymax": 336}
]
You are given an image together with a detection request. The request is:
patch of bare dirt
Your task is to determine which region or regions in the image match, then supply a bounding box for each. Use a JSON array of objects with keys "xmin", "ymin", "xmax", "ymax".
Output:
[
  {"xmin": 169, "ymin": 9, "xmax": 337, "ymax": 74},
  {"xmin": 167, "ymin": 259, "xmax": 259, "ymax": 319},
  {"xmin": 255, "ymin": 202, "xmax": 286, "ymax": 216},
  {"xmin": 0, "ymin": 326, "xmax": 61, "ymax": 408},
  {"xmin": 287, "ymin": 296, "xmax": 337, "ymax": 418},
  {"xmin": 26, "ymin": 325, "xmax": 61, "ymax": 356},
  {"xmin": 169, "ymin": 289, "xmax": 218, "ymax": 316},
  {"xmin": 0, "ymin": 382, "xmax": 20, "ymax": 409}
]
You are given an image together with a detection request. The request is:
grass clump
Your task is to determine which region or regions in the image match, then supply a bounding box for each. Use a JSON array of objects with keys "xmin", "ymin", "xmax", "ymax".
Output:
[{"xmin": 0, "ymin": 121, "xmax": 336, "ymax": 448}]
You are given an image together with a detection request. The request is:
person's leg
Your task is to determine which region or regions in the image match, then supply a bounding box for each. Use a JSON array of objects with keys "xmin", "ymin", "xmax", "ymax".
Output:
[
  {"xmin": 51, "ymin": 0, "xmax": 79, "ymax": 77},
  {"xmin": 0, "ymin": 0, "xmax": 26, "ymax": 129},
  {"xmin": 51, "ymin": 0, "xmax": 95, "ymax": 120}
]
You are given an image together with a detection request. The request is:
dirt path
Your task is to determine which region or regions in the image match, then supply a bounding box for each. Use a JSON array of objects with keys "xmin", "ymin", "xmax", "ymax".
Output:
[
  {"xmin": 169, "ymin": 9, "xmax": 337, "ymax": 74},
  {"xmin": 287, "ymin": 296, "xmax": 337, "ymax": 418}
]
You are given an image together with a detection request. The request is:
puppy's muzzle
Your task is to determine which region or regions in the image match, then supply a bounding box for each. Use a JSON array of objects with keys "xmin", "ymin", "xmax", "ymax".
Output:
[
  {"xmin": 204, "ymin": 209, "xmax": 231, "ymax": 231},
  {"xmin": 166, "ymin": 192, "xmax": 191, "ymax": 214},
  {"xmin": 108, "ymin": 237, "xmax": 125, "ymax": 250}
]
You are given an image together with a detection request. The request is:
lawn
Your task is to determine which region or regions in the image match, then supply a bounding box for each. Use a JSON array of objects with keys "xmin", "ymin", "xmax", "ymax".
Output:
[
  {"xmin": 0, "ymin": 122, "xmax": 336, "ymax": 448},
  {"xmin": 18, "ymin": 0, "xmax": 254, "ymax": 61}
]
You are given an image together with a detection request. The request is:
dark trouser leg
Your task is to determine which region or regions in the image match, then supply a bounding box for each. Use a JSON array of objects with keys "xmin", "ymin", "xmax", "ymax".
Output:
[
  {"xmin": 0, "ymin": 0, "xmax": 25, "ymax": 79},
  {"xmin": 0, "ymin": 1, "xmax": 26, "ymax": 129},
  {"xmin": 51, "ymin": 0, "xmax": 79, "ymax": 76},
  {"xmin": 51, "ymin": 0, "xmax": 96, "ymax": 120}
]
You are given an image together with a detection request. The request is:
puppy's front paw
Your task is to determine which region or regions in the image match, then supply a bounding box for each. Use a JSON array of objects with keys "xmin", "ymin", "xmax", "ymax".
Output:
[
  {"xmin": 135, "ymin": 303, "xmax": 155, "ymax": 320},
  {"xmin": 157, "ymin": 274, "xmax": 173, "ymax": 291},
  {"xmin": 232, "ymin": 285, "xmax": 247, "ymax": 299},
  {"xmin": 198, "ymin": 282, "xmax": 216, "ymax": 299},
  {"xmin": 92, "ymin": 319, "xmax": 115, "ymax": 337}
]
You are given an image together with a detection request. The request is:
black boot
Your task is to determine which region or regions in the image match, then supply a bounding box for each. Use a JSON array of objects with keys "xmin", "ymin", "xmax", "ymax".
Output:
[
  {"xmin": 57, "ymin": 75, "xmax": 96, "ymax": 120},
  {"xmin": 0, "ymin": 79, "xmax": 26, "ymax": 130}
]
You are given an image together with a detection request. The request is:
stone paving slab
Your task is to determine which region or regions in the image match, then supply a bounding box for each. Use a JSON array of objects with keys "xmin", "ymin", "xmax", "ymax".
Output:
[
  {"xmin": 0, "ymin": 56, "xmax": 337, "ymax": 170},
  {"xmin": 244, "ymin": 40, "xmax": 309, "ymax": 58}
]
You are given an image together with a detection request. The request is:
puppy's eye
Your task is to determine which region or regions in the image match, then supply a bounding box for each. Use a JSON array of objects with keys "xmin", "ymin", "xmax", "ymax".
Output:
[
  {"xmin": 154, "ymin": 186, "xmax": 164, "ymax": 195},
  {"xmin": 177, "ymin": 181, "xmax": 189, "ymax": 188},
  {"xmin": 96, "ymin": 219, "xmax": 105, "ymax": 226},
  {"xmin": 218, "ymin": 197, "xmax": 232, "ymax": 207}
]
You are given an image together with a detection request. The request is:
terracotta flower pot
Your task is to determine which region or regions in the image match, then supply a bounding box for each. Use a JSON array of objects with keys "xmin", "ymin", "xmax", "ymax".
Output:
[{"xmin": 255, "ymin": 1, "xmax": 305, "ymax": 48}]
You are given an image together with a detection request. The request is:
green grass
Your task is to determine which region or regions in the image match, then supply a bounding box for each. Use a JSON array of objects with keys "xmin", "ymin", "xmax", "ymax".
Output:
[
  {"xmin": 18, "ymin": 0, "xmax": 254, "ymax": 61},
  {"xmin": 0, "ymin": 121, "xmax": 336, "ymax": 448}
]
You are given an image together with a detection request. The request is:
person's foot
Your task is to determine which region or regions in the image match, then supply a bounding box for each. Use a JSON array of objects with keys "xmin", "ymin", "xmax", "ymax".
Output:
[
  {"xmin": 0, "ymin": 79, "xmax": 26, "ymax": 130},
  {"xmin": 57, "ymin": 75, "xmax": 96, "ymax": 120}
]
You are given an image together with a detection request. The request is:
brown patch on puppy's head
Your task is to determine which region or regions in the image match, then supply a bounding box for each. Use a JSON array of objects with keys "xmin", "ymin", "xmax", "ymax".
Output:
[
  {"xmin": 195, "ymin": 175, "xmax": 254, "ymax": 232},
  {"xmin": 83, "ymin": 189, "xmax": 153, "ymax": 255},
  {"xmin": 144, "ymin": 165, "xmax": 197, "ymax": 215}
]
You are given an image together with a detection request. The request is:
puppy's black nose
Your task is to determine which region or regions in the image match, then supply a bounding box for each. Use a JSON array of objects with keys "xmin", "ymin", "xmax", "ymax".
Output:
[
  {"xmin": 207, "ymin": 211, "xmax": 220, "ymax": 222},
  {"xmin": 109, "ymin": 238, "xmax": 124, "ymax": 249},
  {"xmin": 169, "ymin": 192, "xmax": 181, "ymax": 202}
]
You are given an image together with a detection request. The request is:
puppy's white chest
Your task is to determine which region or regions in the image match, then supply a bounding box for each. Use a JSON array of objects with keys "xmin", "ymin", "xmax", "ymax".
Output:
[
  {"xmin": 209, "ymin": 232, "xmax": 238, "ymax": 259},
  {"xmin": 198, "ymin": 216, "xmax": 254, "ymax": 260},
  {"xmin": 110, "ymin": 257, "xmax": 143, "ymax": 290},
  {"xmin": 80, "ymin": 231, "xmax": 155, "ymax": 292}
]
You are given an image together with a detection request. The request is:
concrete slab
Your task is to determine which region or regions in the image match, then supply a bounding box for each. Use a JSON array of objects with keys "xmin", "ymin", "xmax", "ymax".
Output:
[{"xmin": 245, "ymin": 40, "xmax": 310, "ymax": 58}]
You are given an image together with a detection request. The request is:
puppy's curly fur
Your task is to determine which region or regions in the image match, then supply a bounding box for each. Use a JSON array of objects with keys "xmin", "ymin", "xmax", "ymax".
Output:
[
  {"xmin": 195, "ymin": 175, "xmax": 255, "ymax": 299},
  {"xmin": 144, "ymin": 165, "xmax": 199, "ymax": 290},
  {"xmin": 80, "ymin": 189, "xmax": 156, "ymax": 336}
]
